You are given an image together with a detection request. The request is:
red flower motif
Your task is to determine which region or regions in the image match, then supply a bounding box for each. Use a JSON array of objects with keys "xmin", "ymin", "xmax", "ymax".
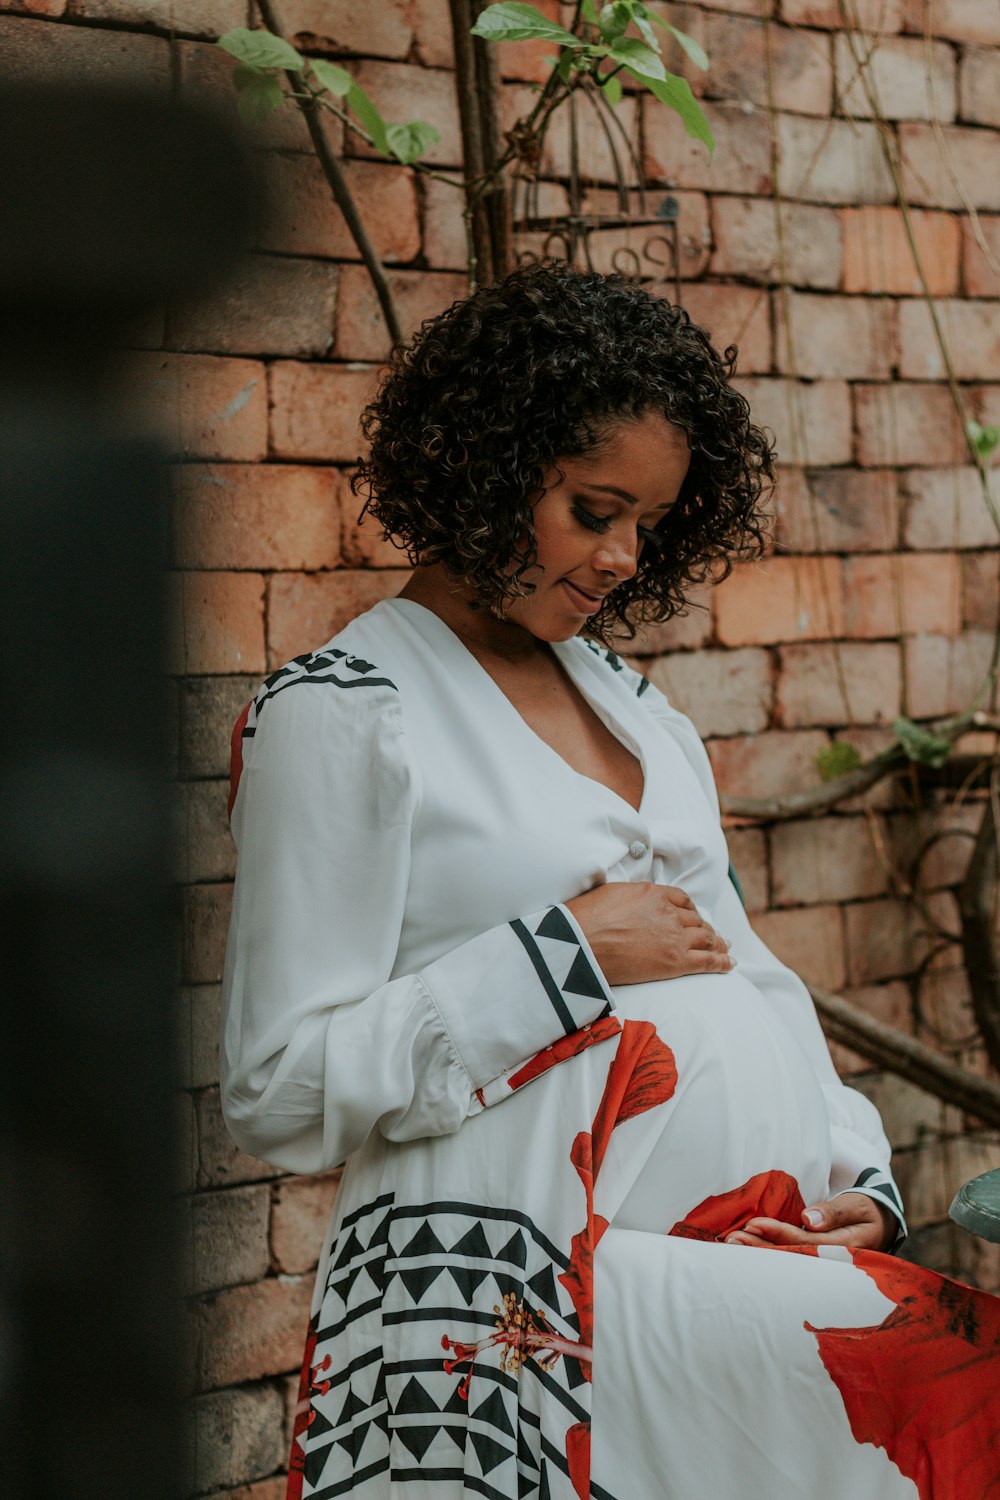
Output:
[
  {"xmin": 669, "ymin": 1169, "xmax": 806, "ymax": 1242},
  {"xmin": 285, "ymin": 1324, "xmax": 319, "ymax": 1500},
  {"xmin": 565, "ymin": 1420, "xmax": 591, "ymax": 1500},
  {"xmin": 507, "ymin": 1014, "xmax": 622, "ymax": 1092}
]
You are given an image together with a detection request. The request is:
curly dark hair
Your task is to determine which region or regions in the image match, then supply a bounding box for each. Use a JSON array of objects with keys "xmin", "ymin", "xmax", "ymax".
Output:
[{"xmin": 352, "ymin": 261, "xmax": 774, "ymax": 643}]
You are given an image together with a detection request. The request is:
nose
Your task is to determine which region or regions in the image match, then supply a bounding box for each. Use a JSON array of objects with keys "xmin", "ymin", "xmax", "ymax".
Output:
[{"xmin": 592, "ymin": 528, "xmax": 640, "ymax": 582}]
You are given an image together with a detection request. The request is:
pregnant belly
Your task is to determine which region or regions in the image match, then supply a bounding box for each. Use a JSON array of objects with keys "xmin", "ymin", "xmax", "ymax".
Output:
[{"xmin": 608, "ymin": 970, "xmax": 833, "ymax": 1235}]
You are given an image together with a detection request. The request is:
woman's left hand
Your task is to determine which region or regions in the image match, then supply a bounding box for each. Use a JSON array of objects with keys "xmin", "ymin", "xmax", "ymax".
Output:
[{"xmin": 724, "ymin": 1192, "xmax": 897, "ymax": 1252}]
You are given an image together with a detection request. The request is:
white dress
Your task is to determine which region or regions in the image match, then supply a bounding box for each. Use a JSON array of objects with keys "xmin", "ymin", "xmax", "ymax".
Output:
[{"xmin": 221, "ymin": 597, "xmax": 1000, "ymax": 1500}]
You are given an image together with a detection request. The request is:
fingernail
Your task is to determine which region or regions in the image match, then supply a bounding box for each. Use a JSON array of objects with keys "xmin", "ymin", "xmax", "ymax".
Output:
[{"xmin": 803, "ymin": 1209, "xmax": 823, "ymax": 1228}]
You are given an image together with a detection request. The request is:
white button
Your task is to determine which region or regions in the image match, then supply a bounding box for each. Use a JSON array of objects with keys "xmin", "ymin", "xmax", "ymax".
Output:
[{"xmin": 628, "ymin": 839, "xmax": 648, "ymax": 860}]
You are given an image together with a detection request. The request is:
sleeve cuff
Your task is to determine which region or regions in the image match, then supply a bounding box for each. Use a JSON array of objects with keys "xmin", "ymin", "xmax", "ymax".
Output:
[{"xmin": 832, "ymin": 1168, "xmax": 908, "ymax": 1252}]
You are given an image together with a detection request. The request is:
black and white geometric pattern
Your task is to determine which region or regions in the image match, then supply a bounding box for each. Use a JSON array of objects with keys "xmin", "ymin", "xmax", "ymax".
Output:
[
  {"xmin": 242, "ymin": 646, "xmax": 398, "ymax": 746},
  {"xmin": 303, "ymin": 1194, "xmax": 616, "ymax": 1500},
  {"xmin": 510, "ymin": 906, "xmax": 614, "ymax": 1036}
]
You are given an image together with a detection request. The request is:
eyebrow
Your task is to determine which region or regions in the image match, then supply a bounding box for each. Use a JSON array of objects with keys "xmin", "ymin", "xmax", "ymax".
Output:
[{"xmin": 582, "ymin": 483, "xmax": 670, "ymax": 512}]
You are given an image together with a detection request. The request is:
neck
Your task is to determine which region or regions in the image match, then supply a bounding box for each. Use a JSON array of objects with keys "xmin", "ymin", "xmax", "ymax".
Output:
[{"xmin": 399, "ymin": 563, "xmax": 543, "ymax": 665}]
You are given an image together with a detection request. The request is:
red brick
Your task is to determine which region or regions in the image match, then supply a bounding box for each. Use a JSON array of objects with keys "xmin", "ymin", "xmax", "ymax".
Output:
[
  {"xmin": 962, "ymin": 551, "xmax": 1000, "ymax": 629},
  {"xmin": 888, "ymin": 801, "xmax": 983, "ymax": 890},
  {"xmin": 268, "ymin": 362, "xmax": 380, "ymax": 464},
  {"xmin": 903, "ymin": 0, "xmax": 1000, "ymax": 44},
  {"xmin": 835, "ymin": 725, "xmax": 902, "ymax": 812},
  {"xmin": 854, "ymin": 382, "xmax": 967, "ymax": 467},
  {"xmin": 725, "ymin": 825, "xmax": 769, "ymax": 912},
  {"xmin": 771, "ymin": 815, "xmax": 889, "ymax": 905},
  {"xmin": 177, "ymin": 35, "xmax": 312, "ymax": 153},
  {"xmin": 643, "ymin": 100, "xmax": 772, "ymax": 195},
  {"xmin": 711, "ymin": 197, "xmax": 843, "ymax": 289},
  {"xmin": 774, "ymin": 467, "xmax": 900, "ymax": 553},
  {"xmin": 196, "ymin": 1275, "xmax": 312, "ymax": 1389},
  {"xmin": 257, "ymin": 155, "xmax": 420, "ymax": 264},
  {"xmin": 904, "ymin": 629, "xmax": 996, "ymax": 716},
  {"xmin": 894, "ymin": 1135, "xmax": 1000, "ymax": 1230},
  {"xmin": 423, "ymin": 171, "xmax": 474, "ymax": 271},
  {"xmin": 783, "ymin": 0, "xmax": 904, "ymax": 26},
  {"xmin": 751, "ymin": 903, "xmax": 847, "ymax": 989},
  {"xmin": 708, "ymin": 728, "xmax": 829, "ymax": 801},
  {"xmin": 901, "ymin": 123, "xmax": 1000, "ymax": 211},
  {"xmin": 186, "ymin": 1184, "xmax": 270, "ymax": 1296},
  {"xmin": 214, "ymin": 1481, "xmax": 288, "ymax": 1500},
  {"xmin": 841, "ymin": 552, "xmax": 962, "ymax": 638},
  {"xmin": 702, "ymin": 12, "xmax": 833, "ymax": 115},
  {"xmin": 182, "ymin": 881, "xmax": 233, "ymax": 985},
  {"xmin": 962, "ymin": 214, "xmax": 1000, "ymax": 297},
  {"xmin": 170, "ymin": 571, "xmax": 265, "ymax": 676},
  {"xmin": 0, "ymin": 13, "xmax": 168, "ymax": 86},
  {"xmin": 279, "ymin": 0, "xmax": 415, "ymax": 57},
  {"xmin": 335, "ymin": 264, "xmax": 468, "ymax": 362},
  {"xmin": 168, "ymin": 256, "xmax": 338, "ymax": 359},
  {"xmin": 698, "ymin": 0, "xmax": 776, "ymax": 11},
  {"xmin": 776, "ymin": 114, "xmax": 894, "ymax": 205},
  {"xmin": 512, "ymin": 88, "xmax": 641, "ymax": 188},
  {"xmin": 271, "ymin": 1172, "xmax": 342, "ymax": 1275},
  {"xmin": 177, "ymin": 779, "xmax": 235, "ymax": 885},
  {"xmin": 342, "ymin": 61, "xmax": 456, "ymax": 168},
  {"xmin": 844, "ymin": 896, "xmax": 935, "ymax": 983},
  {"xmin": 575, "ymin": 189, "xmax": 712, "ymax": 282},
  {"xmin": 841, "ymin": 205, "xmax": 961, "ymax": 295},
  {"xmin": 776, "ymin": 640, "xmax": 902, "ymax": 726},
  {"xmin": 972, "ymin": 383, "xmax": 1000, "ymax": 443},
  {"xmin": 174, "ymin": 465, "xmax": 341, "ymax": 572},
  {"xmin": 110, "ymin": 352, "xmax": 266, "ymax": 462},
  {"xmin": 340, "ymin": 489, "xmax": 410, "ymax": 569},
  {"xmin": 959, "ymin": 45, "xmax": 1000, "ymax": 127},
  {"xmin": 715, "ymin": 555, "xmax": 844, "ymax": 645},
  {"xmin": 646, "ymin": 647, "xmax": 772, "ymax": 737},
  {"xmin": 835, "ymin": 32, "xmax": 956, "ymax": 121},
  {"xmin": 191, "ymin": 1385, "xmax": 285, "ymax": 1495},
  {"xmin": 899, "ymin": 298, "xmax": 1000, "ymax": 381},
  {"xmin": 177, "ymin": 983, "xmax": 221, "ymax": 1090},
  {"xmin": 495, "ymin": 0, "xmax": 561, "ymax": 81},
  {"xmin": 843, "ymin": 980, "xmax": 914, "ymax": 1034},
  {"xmin": 774, "ymin": 291, "xmax": 896, "ymax": 379},
  {"xmin": 196, "ymin": 1087, "xmax": 280, "ymax": 1190},
  {"xmin": 67, "ymin": 0, "xmax": 247, "ymax": 32},
  {"xmin": 677, "ymin": 282, "xmax": 771, "ymax": 373},
  {"xmin": 625, "ymin": 585, "xmax": 715, "ymax": 654},
  {"xmin": 735, "ymin": 377, "xmax": 852, "ymax": 465},
  {"xmin": 267, "ymin": 569, "xmax": 406, "ymax": 667},
  {"xmin": 178, "ymin": 675, "xmax": 258, "ymax": 779},
  {"xmin": 853, "ymin": 1068, "xmax": 963, "ymax": 1148},
  {"xmin": 4, "ymin": 0, "xmax": 66, "ymax": 13}
]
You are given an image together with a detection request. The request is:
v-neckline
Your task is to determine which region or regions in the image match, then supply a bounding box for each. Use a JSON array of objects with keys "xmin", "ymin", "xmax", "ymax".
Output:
[{"xmin": 383, "ymin": 597, "xmax": 650, "ymax": 818}]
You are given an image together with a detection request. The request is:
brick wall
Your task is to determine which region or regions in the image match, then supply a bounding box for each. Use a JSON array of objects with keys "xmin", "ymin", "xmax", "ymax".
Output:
[{"xmin": 3, "ymin": 0, "xmax": 999, "ymax": 1492}]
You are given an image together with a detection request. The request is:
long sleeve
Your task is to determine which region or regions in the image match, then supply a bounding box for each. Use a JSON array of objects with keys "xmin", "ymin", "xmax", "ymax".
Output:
[{"xmin": 220, "ymin": 668, "xmax": 618, "ymax": 1176}]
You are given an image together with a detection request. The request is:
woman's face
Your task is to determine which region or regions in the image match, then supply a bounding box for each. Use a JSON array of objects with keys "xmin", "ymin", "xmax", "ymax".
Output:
[{"xmin": 505, "ymin": 411, "xmax": 691, "ymax": 642}]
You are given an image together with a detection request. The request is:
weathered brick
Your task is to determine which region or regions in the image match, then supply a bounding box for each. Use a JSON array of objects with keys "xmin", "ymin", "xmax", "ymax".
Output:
[
  {"xmin": 724, "ymin": 824, "xmax": 769, "ymax": 912},
  {"xmin": 962, "ymin": 551, "xmax": 1000, "ymax": 630},
  {"xmin": 644, "ymin": 100, "xmax": 772, "ymax": 195},
  {"xmin": 776, "ymin": 114, "xmax": 894, "ymax": 205},
  {"xmin": 577, "ymin": 189, "xmax": 712, "ymax": 282},
  {"xmin": 707, "ymin": 728, "xmax": 829, "ymax": 801},
  {"xmin": 196, "ymin": 1086, "xmax": 279, "ymax": 1190},
  {"xmin": 174, "ymin": 465, "xmax": 341, "ymax": 572},
  {"xmin": 267, "ymin": 569, "xmax": 406, "ymax": 667},
  {"xmin": 168, "ymin": 256, "xmax": 338, "ymax": 359},
  {"xmin": 66, "ymin": 0, "xmax": 247, "ymax": 32},
  {"xmin": 677, "ymin": 282, "xmax": 771, "ymax": 373},
  {"xmin": 268, "ymin": 362, "xmax": 380, "ymax": 463},
  {"xmin": 835, "ymin": 32, "xmax": 956, "ymax": 121},
  {"xmin": 496, "ymin": 0, "xmax": 562, "ymax": 82},
  {"xmin": 903, "ymin": 629, "xmax": 995, "ymax": 716},
  {"xmin": 901, "ymin": 123, "xmax": 1000, "ymax": 211},
  {"xmin": 771, "ymin": 815, "xmax": 889, "ymax": 906},
  {"xmin": 182, "ymin": 881, "xmax": 233, "ymax": 985},
  {"xmin": 2, "ymin": 1, "xmax": 67, "ymax": 14},
  {"xmin": 191, "ymin": 1384, "xmax": 285, "ymax": 1494},
  {"xmin": 841, "ymin": 205, "xmax": 960, "ymax": 295},
  {"xmin": 177, "ymin": 984, "xmax": 221, "ymax": 1090},
  {"xmin": 776, "ymin": 640, "xmax": 902, "ymax": 726},
  {"xmin": 702, "ymin": 11, "xmax": 834, "ymax": 115},
  {"xmin": 335, "ymin": 264, "xmax": 468, "ymax": 362},
  {"xmin": 894, "ymin": 1133, "xmax": 1000, "ymax": 1229},
  {"xmin": 511, "ymin": 89, "xmax": 641, "ymax": 188},
  {"xmin": 962, "ymin": 214, "xmax": 1000, "ymax": 297},
  {"xmin": 904, "ymin": 1215, "xmax": 1000, "ymax": 1292},
  {"xmin": 339, "ymin": 489, "xmax": 410, "ymax": 569},
  {"xmin": 958, "ymin": 45, "xmax": 1000, "ymax": 128},
  {"xmin": 624, "ymin": 586, "xmax": 714, "ymax": 654},
  {"xmin": 844, "ymin": 895, "xmax": 947, "ymax": 984},
  {"xmin": 646, "ymin": 647, "xmax": 772, "ymax": 737},
  {"xmin": 854, "ymin": 382, "xmax": 967, "ymax": 467},
  {"xmin": 257, "ymin": 154, "xmax": 420, "ymax": 264},
  {"xmin": 177, "ymin": 35, "xmax": 312, "ymax": 153},
  {"xmin": 271, "ymin": 1172, "xmax": 342, "ymax": 1275},
  {"xmin": 899, "ymin": 298, "xmax": 1000, "ymax": 381},
  {"xmin": 698, "ymin": 0, "xmax": 776, "ymax": 11},
  {"xmin": 178, "ymin": 675, "xmax": 258, "ymax": 780},
  {"xmin": 170, "ymin": 571, "xmax": 266, "ymax": 676},
  {"xmin": 783, "ymin": 0, "xmax": 904, "ymax": 27},
  {"xmin": 213, "ymin": 1480, "xmax": 288, "ymax": 1500},
  {"xmin": 423, "ymin": 170, "xmax": 479, "ymax": 271},
  {"xmin": 903, "ymin": 0, "xmax": 1000, "ymax": 44},
  {"xmin": 774, "ymin": 291, "xmax": 896, "ymax": 378},
  {"xmin": 887, "ymin": 801, "xmax": 983, "ymax": 890},
  {"xmin": 843, "ymin": 979, "xmax": 914, "ymax": 1034},
  {"xmin": 735, "ymin": 377, "xmax": 852, "ymax": 466},
  {"xmin": 196, "ymin": 1275, "xmax": 312, "ymax": 1389},
  {"xmin": 345, "ymin": 59, "xmax": 462, "ymax": 168},
  {"xmin": 711, "ymin": 197, "xmax": 843, "ymax": 289},
  {"xmin": 281, "ymin": 0, "xmax": 423, "ymax": 61},
  {"xmin": 177, "ymin": 778, "xmax": 235, "ymax": 884},
  {"xmin": 185, "ymin": 1184, "xmax": 270, "ymax": 1296},
  {"xmin": 0, "ymin": 12, "xmax": 169, "ymax": 86},
  {"xmin": 751, "ymin": 903, "xmax": 847, "ymax": 989},
  {"xmin": 715, "ymin": 555, "xmax": 844, "ymax": 645},
  {"xmin": 177, "ymin": 1089, "xmax": 197, "ymax": 1195},
  {"xmin": 110, "ymin": 352, "xmax": 266, "ymax": 462},
  {"xmin": 774, "ymin": 467, "xmax": 900, "ymax": 553},
  {"xmin": 841, "ymin": 552, "xmax": 962, "ymax": 638},
  {"xmin": 853, "ymin": 1069, "xmax": 963, "ymax": 1149}
]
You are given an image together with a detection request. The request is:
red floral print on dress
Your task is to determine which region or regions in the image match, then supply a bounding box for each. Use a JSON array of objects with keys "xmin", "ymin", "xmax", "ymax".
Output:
[
  {"xmin": 669, "ymin": 1169, "xmax": 806, "ymax": 1242},
  {"xmin": 806, "ymin": 1248, "xmax": 1000, "ymax": 1499},
  {"xmin": 285, "ymin": 1324, "xmax": 320, "ymax": 1500}
]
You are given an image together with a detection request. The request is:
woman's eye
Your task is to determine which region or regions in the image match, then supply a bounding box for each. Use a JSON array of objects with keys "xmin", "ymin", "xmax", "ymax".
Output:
[{"xmin": 571, "ymin": 503, "xmax": 611, "ymax": 534}]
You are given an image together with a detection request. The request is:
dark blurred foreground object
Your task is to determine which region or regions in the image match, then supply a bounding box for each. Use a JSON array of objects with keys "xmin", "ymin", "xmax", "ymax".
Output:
[
  {"xmin": 0, "ymin": 85, "xmax": 253, "ymax": 1500},
  {"xmin": 950, "ymin": 1169, "xmax": 1000, "ymax": 1243}
]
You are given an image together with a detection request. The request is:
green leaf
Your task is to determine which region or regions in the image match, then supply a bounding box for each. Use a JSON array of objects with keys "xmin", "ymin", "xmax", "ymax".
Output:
[
  {"xmin": 234, "ymin": 70, "xmax": 285, "ymax": 128},
  {"xmin": 630, "ymin": 66, "xmax": 714, "ymax": 152},
  {"xmin": 600, "ymin": 72, "xmax": 624, "ymax": 106},
  {"xmin": 557, "ymin": 47, "xmax": 576, "ymax": 82},
  {"xmin": 631, "ymin": 3, "xmax": 659, "ymax": 49},
  {"xmin": 815, "ymin": 741, "xmax": 863, "ymax": 783},
  {"xmin": 346, "ymin": 82, "xmax": 390, "ymax": 156},
  {"xmin": 581, "ymin": 0, "xmax": 599, "ymax": 19},
  {"xmin": 310, "ymin": 58, "xmax": 352, "ymax": 97},
  {"xmin": 599, "ymin": 2, "xmax": 631, "ymax": 44},
  {"xmin": 967, "ymin": 419, "xmax": 1000, "ymax": 464},
  {"xmin": 218, "ymin": 27, "xmax": 303, "ymax": 71},
  {"xmin": 470, "ymin": 2, "xmax": 583, "ymax": 46},
  {"xmin": 892, "ymin": 715, "xmax": 952, "ymax": 769},
  {"xmin": 666, "ymin": 22, "xmax": 709, "ymax": 71},
  {"xmin": 385, "ymin": 119, "xmax": 441, "ymax": 164},
  {"xmin": 609, "ymin": 36, "xmax": 666, "ymax": 80}
]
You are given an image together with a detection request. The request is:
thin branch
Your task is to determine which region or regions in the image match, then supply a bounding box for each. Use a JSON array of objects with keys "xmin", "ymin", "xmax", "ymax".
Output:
[{"xmin": 959, "ymin": 768, "xmax": 1000, "ymax": 1072}]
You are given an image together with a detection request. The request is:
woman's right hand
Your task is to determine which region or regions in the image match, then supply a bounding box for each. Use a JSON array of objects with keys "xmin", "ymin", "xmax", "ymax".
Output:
[{"xmin": 565, "ymin": 882, "xmax": 733, "ymax": 987}]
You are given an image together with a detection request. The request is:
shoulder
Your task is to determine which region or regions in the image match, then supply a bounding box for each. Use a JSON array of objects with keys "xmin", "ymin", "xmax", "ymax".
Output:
[
  {"xmin": 245, "ymin": 610, "xmax": 402, "ymax": 738},
  {"xmin": 572, "ymin": 637, "xmax": 653, "ymax": 698}
]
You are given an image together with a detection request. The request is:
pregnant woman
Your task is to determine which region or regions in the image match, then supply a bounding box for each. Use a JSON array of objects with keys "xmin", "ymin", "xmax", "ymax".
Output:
[{"xmin": 221, "ymin": 264, "xmax": 999, "ymax": 1499}]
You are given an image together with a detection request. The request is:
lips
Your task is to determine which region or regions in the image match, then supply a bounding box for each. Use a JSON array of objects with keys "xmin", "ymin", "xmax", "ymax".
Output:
[{"xmin": 561, "ymin": 579, "xmax": 606, "ymax": 613}]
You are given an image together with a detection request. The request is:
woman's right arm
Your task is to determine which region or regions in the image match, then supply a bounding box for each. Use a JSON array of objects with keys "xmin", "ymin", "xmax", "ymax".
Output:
[{"xmin": 221, "ymin": 675, "xmax": 619, "ymax": 1176}]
